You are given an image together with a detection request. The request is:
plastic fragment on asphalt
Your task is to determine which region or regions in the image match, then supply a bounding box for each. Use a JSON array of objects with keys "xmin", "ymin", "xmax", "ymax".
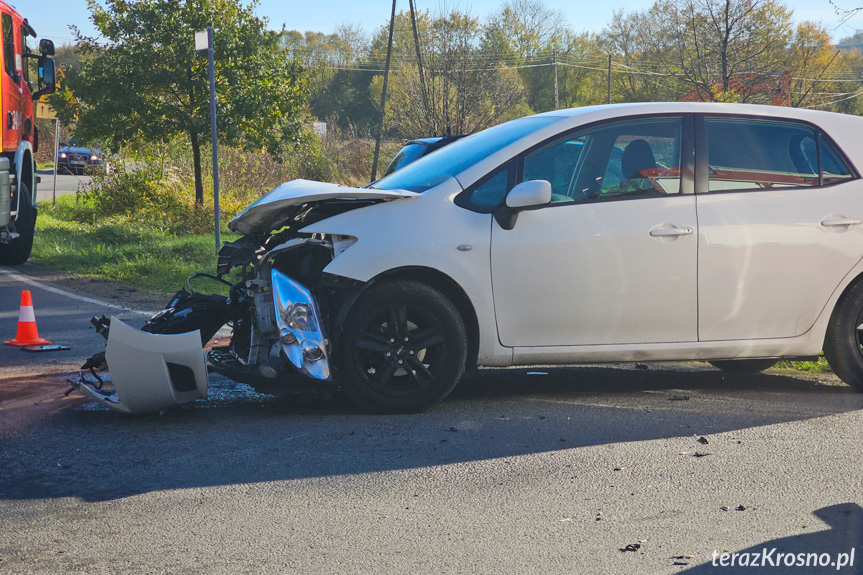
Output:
[{"xmin": 22, "ymin": 344, "xmax": 71, "ymax": 352}]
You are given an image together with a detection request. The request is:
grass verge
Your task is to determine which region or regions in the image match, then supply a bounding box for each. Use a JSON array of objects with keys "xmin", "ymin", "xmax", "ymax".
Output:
[
  {"xmin": 775, "ymin": 355, "xmax": 833, "ymax": 373},
  {"xmin": 31, "ymin": 197, "xmax": 233, "ymax": 294}
]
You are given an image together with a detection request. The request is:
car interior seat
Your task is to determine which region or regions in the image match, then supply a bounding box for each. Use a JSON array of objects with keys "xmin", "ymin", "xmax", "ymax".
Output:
[{"xmin": 621, "ymin": 139, "xmax": 657, "ymax": 180}]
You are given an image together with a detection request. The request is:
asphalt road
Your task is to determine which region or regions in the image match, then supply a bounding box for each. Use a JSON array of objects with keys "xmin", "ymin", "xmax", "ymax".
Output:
[
  {"xmin": 34, "ymin": 168, "xmax": 92, "ymax": 203},
  {"xmin": 0, "ymin": 265, "xmax": 154, "ymax": 376},
  {"xmin": 2, "ymin": 268, "xmax": 863, "ymax": 574}
]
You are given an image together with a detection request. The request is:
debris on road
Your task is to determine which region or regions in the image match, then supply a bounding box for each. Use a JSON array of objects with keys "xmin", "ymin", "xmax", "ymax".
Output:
[
  {"xmin": 697, "ymin": 436, "xmax": 709, "ymax": 444},
  {"xmin": 76, "ymin": 318, "xmax": 207, "ymax": 415},
  {"xmin": 693, "ymin": 451, "xmax": 711, "ymax": 457},
  {"xmin": 736, "ymin": 505, "xmax": 747, "ymax": 511},
  {"xmin": 620, "ymin": 543, "xmax": 641, "ymax": 552}
]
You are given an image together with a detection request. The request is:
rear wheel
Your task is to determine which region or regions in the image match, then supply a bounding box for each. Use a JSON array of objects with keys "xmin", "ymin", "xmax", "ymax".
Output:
[
  {"xmin": 339, "ymin": 280, "xmax": 467, "ymax": 414},
  {"xmin": 824, "ymin": 279, "xmax": 863, "ymax": 392},
  {"xmin": 708, "ymin": 359, "xmax": 777, "ymax": 373},
  {"xmin": 0, "ymin": 183, "xmax": 35, "ymax": 266}
]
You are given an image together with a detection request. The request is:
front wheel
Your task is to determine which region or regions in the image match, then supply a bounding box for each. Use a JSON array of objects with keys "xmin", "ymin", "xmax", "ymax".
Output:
[
  {"xmin": 708, "ymin": 359, "xmax": 777, "ymax": 373},
  {"xmin": 824, "ymin": 280, "xmax": 863, "ymax": 392},
  {"xmin": 339, "ymin": 280, "xmax": 467, "ymax": 414},
  {"xmin": 0, "ymin": 183, "xmax": 35, "ymax": 266}
]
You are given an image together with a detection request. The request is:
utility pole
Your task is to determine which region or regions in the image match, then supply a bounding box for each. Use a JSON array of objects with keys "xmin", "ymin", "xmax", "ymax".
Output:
[
  {"xmin": 553, "ymin": 49, "xmax": 559, "ymax": 110},
  {"xmin": 371, "ymin": 0, "xmax": 397, "ymax": 182},
  {"xmin": 409, "ymin": 0, "xmax": 431, "ymax": 127},
  {"xmin": 607, "ymin": 54, "xmax": 612, "ymax": 105}
]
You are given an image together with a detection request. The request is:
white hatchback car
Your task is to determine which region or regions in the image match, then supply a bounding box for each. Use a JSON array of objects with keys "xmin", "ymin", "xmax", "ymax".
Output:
[{"xmin": 91, "ymin": 102, "xmax": 863, "ymax": 414}]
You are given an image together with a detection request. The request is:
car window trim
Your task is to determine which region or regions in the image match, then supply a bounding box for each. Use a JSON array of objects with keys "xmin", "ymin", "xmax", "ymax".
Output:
[
  {"xmin": 514, "ymin": 113, "xmax": 694, "ymax": 209},
  {"xmin": 694, "ymin": 113, "xmax": 859, "ymax": 195}
]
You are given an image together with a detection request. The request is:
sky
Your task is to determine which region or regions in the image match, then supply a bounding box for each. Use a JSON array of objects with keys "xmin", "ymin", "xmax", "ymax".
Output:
[{"xmin": 21, "ymin": 0, "xmax": 863, "ymax": 47}]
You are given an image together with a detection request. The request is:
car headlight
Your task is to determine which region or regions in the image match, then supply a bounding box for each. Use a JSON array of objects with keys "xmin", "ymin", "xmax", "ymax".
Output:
[
  {"xmin": 284, "ymin": 302, "xmax": 318, "ymax": 332},
  {"xmin": 60, "ymin": 152, "xmax": 67, "ymax": 159},
  {"xmin": 90, "ymin": 154, "xmax": 99, "ymax": 161}
]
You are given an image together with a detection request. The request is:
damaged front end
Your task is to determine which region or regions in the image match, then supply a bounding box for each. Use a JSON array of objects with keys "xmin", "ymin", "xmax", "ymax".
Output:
[{"xmin": 77, "ymin": 179, "xmax": 412, "ymax": 414}]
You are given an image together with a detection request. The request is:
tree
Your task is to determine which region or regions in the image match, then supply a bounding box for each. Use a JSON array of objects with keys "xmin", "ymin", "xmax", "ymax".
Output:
[
  {"xmin": 53, "ymin": 0, "xmax": 307, "ymax": 203},
  {"xmin": 370, "ymin": 8, "xmax": 530, "ymax": 137}
]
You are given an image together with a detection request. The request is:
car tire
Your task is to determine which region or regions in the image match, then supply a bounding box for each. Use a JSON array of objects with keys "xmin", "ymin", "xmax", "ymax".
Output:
[
  {"xmin": 708, "ymin": 359, "xmax": 777, "ymax": 373},
  {"xmin": 339, "ymin": 280, "xmax": 467, "ymax": 414},
  {"xmin": 824, "ymin": 279, "xmax": 863, "ymax": 392},
  {"xmin": 0, "ymin": 182, "xmax": 35, "ymax": 266}
]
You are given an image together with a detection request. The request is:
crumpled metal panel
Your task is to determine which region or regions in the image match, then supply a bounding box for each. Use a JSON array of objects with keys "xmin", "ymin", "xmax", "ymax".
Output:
[{"xmin": 228, "ymin": 179, "xmax": 417, "ymax": 235}]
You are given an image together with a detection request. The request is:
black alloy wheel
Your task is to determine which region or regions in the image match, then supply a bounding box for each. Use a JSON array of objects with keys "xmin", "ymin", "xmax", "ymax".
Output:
[
  {"xmin": 824, "ymin": 279, "xmax": 863, "ymax": 392},
  {"xmin": 340, "ymin": 280, "xmax": 467, "ymax": 413}
]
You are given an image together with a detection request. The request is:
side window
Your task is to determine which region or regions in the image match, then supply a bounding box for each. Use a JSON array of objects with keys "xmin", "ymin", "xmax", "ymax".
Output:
[
  {"xmin": 1, "ymin": 13, "xmax": 13, "ymax": 78},
  {"xmin": 20, "ymin": 24, "xmax": 29, "ymax": 84},
  {"xmin": 522, "ymin": 118, "xmax": 682, "ymax": 204},
  {"xmin": 821, "ymin": 139, "xmax": 854, "ymax": 185},
  {"xmin": 523, "ymin": 135, "xmax": 586, "ymax": 202},
  {"xmin": 457, "ymin": 166, "xmax": 510, "ymax": 212},
  {"xmin": 705, "ymin": 119, "xmax": 819, "ymax": 191}
]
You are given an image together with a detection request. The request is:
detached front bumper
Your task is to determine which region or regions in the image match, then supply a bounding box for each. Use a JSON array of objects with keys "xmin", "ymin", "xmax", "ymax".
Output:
[
  {"xmin": 270, "ymin": 269, "xmax": 332, "ymax": 381},
  {"xmin": 78, "ymin": 318, "xmax": 208, "ymax": 414}
]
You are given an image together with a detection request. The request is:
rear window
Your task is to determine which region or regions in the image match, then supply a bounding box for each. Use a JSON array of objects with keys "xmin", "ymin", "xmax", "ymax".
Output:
[
  {"xmin": 383, "ymin": 143, "xmax": 428, "ymax": 177},
  {"xmin": 372, "ymin": 116, "xmax": 563, "ymax": 193}
]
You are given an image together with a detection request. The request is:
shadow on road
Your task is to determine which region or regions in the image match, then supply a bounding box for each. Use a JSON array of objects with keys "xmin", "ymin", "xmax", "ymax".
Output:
[
  {"xmin": 679, "ymin": 503, "xmax": 863, "ymax": 573},
  {"xmin": 1, "ymin": 364, "xmax": 861, "ymax": 502}
]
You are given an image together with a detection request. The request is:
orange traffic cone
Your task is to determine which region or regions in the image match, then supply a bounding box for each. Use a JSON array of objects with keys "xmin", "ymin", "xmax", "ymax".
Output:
[{"xmin": 4, "ymin": 290, "xmax": 50, "ymax": 346}]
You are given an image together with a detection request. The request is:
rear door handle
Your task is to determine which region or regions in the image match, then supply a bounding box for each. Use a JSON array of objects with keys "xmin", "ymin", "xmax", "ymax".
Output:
[
  {"xmin": 649, "ymin": 225, "xmax": 693, "ymax": 238},
  {"xmin": 821, "ymin": 217, "xmax": 862, "ymax": 228}
]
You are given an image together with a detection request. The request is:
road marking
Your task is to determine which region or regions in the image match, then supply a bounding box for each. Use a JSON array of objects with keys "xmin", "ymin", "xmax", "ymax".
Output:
[{"xmin": 0, "ymin": 267, "xmax": 155, "ymax": 316}]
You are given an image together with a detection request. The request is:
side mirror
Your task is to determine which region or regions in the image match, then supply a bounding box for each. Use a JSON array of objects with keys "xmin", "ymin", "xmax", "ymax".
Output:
[
  {"xmin": 495, "ymin": 180, "xmax": 552, "ymax": 230},
  {"xmin": 32, "ymin": 56, "xmax": 55, "ymax": 100},
  {"xmin": 505, "ymin": 180, "xmax": 552, "ymax": 209},
  {"xmin": 39, "ymin": 39, "xmax": 55, "ymax": 56}
]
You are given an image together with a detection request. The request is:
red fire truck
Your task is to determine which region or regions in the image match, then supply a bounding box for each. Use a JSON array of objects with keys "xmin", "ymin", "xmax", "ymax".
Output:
[{"xmin": 0, "ymin": 0, "xmax": 55, "ymax": 265}]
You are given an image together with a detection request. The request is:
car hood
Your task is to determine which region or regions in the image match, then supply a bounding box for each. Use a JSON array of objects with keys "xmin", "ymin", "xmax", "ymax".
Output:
[{"xmin": 228, "ymin": 179, "xmax": 419, "ymax": 235}]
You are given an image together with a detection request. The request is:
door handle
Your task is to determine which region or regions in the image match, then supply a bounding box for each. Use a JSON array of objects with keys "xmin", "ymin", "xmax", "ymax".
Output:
[
  {"xmin": 649, "ymin": 225, "xmax": 693, "ymax": 238},
  {"xmin": 821, "ymin": 217, "xmax": 862, "ymax": 228}
]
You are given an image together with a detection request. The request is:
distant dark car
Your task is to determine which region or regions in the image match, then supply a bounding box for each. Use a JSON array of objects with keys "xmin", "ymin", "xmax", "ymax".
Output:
[
  {"xmin": 383, "ymin": 136, "xmax": 464, "ymax": 177},
  {"xmin": 57, "ymin": 139, "xmax": 103, "ymax": 175}
]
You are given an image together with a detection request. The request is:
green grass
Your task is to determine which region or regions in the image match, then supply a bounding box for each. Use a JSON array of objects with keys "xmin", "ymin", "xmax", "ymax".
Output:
[
  {"xmin": 36, "ymin": 162, "xmax": 56, "ymax": 171},
  {"xmin": 31, "ymin": 196, "xmax": 235, "ymax": 293},
  {"xmin": 775, "ymin": 354, "xmax": 833, "ymax": 373}
]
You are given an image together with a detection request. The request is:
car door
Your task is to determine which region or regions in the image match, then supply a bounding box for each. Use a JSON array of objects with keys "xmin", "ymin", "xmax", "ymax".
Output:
[
  {"xmin": 490, "ymin": 115, "xmax": 698, "ymax": 347},
  {"xmin": 695, "ymin": 115, "xmax": 863, "ymax": 341}
]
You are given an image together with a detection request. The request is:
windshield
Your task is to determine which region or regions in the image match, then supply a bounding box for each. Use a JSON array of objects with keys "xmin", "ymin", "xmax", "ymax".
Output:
[
  {"xmin": 372, "ymin": 116, "xmax": 564, "ymax": 193},
  {"xmin": 383, "ymin": 143, "xmax": 429, "ymax": 177}
]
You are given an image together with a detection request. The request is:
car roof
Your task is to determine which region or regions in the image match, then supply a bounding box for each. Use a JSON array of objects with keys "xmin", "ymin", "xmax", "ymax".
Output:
[{"xmin": 532, "ymin": 101, "xmax": 855, "ymax": 124}]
